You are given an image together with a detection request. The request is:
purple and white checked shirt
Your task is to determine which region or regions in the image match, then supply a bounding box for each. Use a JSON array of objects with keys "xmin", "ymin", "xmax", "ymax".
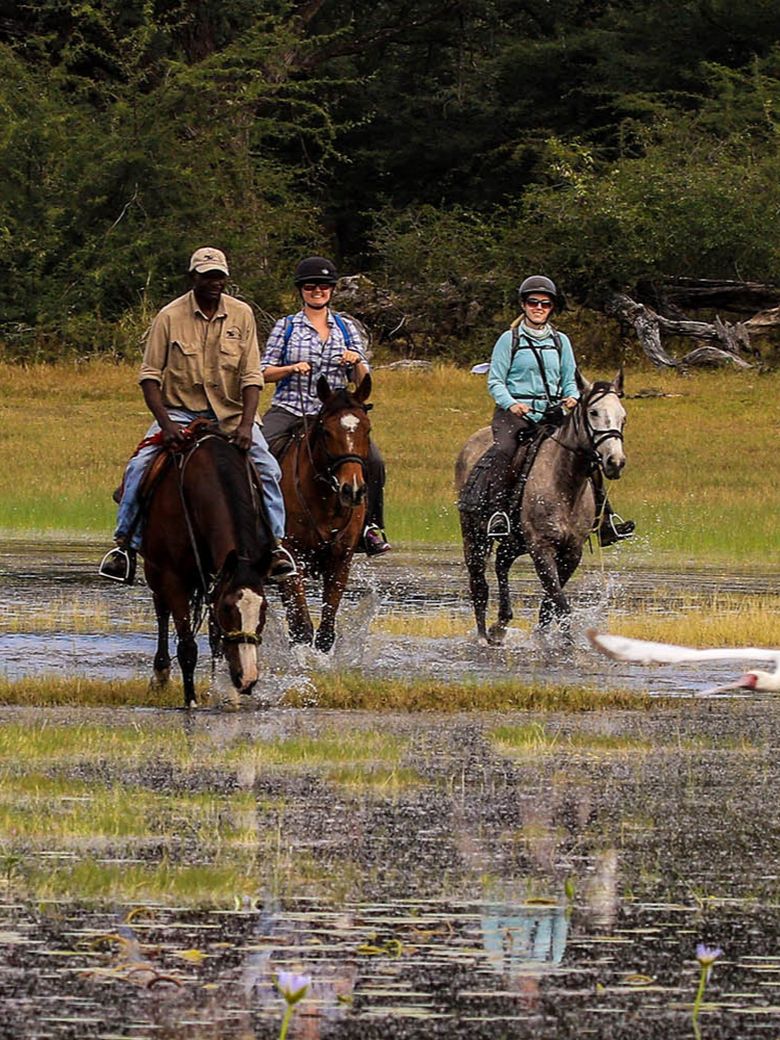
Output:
[{"xmin": 261, "ymin": 309, "xmax": 368, "ymax": 416}]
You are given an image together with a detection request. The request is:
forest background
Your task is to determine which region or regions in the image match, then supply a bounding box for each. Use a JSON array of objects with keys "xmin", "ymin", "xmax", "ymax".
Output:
[{"xmin": 1, "ymin": 0, "xmax": 780, "ymax": 362}]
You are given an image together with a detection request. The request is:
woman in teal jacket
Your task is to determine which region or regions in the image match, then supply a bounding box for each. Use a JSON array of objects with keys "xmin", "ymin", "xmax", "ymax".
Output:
[{"xmin": 486, "ymin": 275, "xmax": 634, "ymax": 545}]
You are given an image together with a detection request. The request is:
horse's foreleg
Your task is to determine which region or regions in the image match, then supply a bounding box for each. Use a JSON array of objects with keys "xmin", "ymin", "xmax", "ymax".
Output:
[
  {"xmin": 489, "ymin": 543, "xmax": 517, "ymax": 645},
  {"xmin": 281, "ymin": 570, "xmax": 314, "ymax": 646},
  {"xmin": 315, "ymin": 553, "xmax": 352, "ymax": 653},
  {"xmin": 169, "ymin": 604, "xmax": 198, "ymax": 708},
  {"xmin": 151, "ymin": 594, "xmax": 171, "ymax": 687},
  {"xmin": 529, "ymin": 543, "xmax": 572, "ymax": 632},
  {"xmin": 461, "ymin": 515, "xmax": 490, "ymax": 642}
]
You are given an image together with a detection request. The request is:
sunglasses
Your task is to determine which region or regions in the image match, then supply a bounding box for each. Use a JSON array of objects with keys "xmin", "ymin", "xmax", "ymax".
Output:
[
  {"xmin": 302, "ymin": 282, "xmax": 334, "ymax": 291},
  {"xmin": 525, "ymin": 298, "xmax": 553, "ymax": 309}
]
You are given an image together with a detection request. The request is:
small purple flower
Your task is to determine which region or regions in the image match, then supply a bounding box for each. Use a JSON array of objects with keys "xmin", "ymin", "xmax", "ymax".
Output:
[
  {"xmin": 276, "ymin": 970, "xmax": 311, "ymax": 1007},
  {"xmin": 696, "ymin": 944, "xmax": 723, "ymax": 969}
]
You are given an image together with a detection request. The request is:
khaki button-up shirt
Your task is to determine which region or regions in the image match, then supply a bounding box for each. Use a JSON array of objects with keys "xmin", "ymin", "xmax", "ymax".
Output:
[{"xmin": 138, "ymin": 291, "xmax": 263, "ymax": 432}]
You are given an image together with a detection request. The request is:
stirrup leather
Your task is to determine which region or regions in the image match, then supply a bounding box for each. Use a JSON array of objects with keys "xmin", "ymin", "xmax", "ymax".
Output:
[{"xmin": 486, "ymin": 510, "xmax": 511, "ymax": 538}]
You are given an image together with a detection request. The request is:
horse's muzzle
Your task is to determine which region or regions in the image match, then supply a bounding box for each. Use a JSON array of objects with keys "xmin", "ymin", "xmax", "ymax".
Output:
[
  {"xmin": 339, "ymin": 479, "xmax": 368, "ymax": 508},
  {"xmin": 602, "ymin": 453, "xmax": 625, "ymax": 480}
]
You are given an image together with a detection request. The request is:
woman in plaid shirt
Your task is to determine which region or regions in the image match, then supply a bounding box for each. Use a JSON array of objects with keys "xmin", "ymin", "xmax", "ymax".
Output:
[{"xmin": 261, "ymin": 256, "xmax": 390, "ymax": 556}]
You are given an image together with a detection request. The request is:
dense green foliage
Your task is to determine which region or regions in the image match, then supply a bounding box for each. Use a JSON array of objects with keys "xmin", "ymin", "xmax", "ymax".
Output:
[{"xmin": 1, "ymin": 1, "xmax": 780, "ymax": 356}]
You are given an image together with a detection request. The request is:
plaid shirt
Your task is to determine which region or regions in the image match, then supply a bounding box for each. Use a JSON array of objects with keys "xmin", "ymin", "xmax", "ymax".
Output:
[{"xmin": 261, "ymin": 309, "xmax": 368, "ymax": 416}]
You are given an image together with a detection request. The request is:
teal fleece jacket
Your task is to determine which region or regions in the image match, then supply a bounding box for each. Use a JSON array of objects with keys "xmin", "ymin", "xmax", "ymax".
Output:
[{"xmin": 487, "ymin": 325, "xmax": 579, "ymax": 422}]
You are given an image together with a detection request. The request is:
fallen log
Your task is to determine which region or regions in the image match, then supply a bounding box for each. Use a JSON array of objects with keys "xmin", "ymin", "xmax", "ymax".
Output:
[{"xmin": 606, "ymin": 292, "xmax": 754, "ymax": 369}]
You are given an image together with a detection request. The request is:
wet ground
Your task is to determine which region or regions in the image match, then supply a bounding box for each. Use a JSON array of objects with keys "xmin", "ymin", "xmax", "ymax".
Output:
[
  {"xmin": 0, "ymin": 539, "xmax": 775, "ymax": 696},
  {"xmin": 2, "ymin": 541, "xmax": 780, "ymax": 1037},
  {"xmin": 2, "ymin": 703, "xmax": 780, "ymax": 1038}
]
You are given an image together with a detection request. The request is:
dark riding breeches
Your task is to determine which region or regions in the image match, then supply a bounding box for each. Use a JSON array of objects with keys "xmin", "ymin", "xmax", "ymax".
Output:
[{"xmin": 262, "ymin": 405, "xmax": 387, "ymax": 529}]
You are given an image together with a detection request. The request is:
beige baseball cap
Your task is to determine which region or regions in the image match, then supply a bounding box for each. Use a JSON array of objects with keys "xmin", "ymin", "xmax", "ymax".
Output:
[{"xmin": 189, "ymin": 247, "xmax": 229, "ymax": 275}]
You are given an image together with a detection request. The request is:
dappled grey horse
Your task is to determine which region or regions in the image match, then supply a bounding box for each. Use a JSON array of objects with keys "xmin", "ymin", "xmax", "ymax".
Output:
[{"xmin": 455, "ymin": 371, "xmax": 627, "ymax": 644}]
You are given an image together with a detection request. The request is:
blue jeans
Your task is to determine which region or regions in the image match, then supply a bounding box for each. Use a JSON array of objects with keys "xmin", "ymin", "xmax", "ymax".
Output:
[{"xmin": 115, "ymin": 408, "xmax": 285, "ymax": 549}]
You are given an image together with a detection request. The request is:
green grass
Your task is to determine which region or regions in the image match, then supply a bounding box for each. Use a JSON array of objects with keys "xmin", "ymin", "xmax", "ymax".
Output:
[
  {"xmin": 1, "ymin": 359, "xmax": 778, "ymax": 563},
  {"xmin": 0, "ymin": 674, "xmax": 659, "ymax": 711},
  {"xmin": 491, "ymin": 723, "xmax": 654, "ymax": 755}
]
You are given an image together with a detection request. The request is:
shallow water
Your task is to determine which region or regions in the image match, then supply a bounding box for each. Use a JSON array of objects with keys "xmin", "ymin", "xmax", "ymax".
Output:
[
  {"xmin": 2, "ymin": 542, "xmax": 780, "ymax": 1036},
  {"xmin": 0, "ymin": 539, "xmax": 775, "ymax": 696},
  {"xmin": 2, "ymin": 703, "xmax": 780, "ymax": 1037}
]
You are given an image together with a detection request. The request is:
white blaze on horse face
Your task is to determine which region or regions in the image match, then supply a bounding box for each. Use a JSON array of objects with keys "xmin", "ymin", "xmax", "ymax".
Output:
[
  {"xmin": 340, "ymin": 413, "xmax": 360, "ymax": 453},
  {"xmin": 236, "ymin": 588, "xmax": 263, "ymax": 687}
]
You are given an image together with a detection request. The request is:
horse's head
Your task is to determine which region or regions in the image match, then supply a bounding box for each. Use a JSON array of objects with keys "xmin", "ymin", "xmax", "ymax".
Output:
[
  {"xmin": 314, "ymin": 374, "xmax": 372, "ymax": 508},
  {"xmin": 574, "ymin": 368, "xmax": 627, "ymax": 479},
  {"xmin": 212, "ymin": 551, "xmax": 267, "ymax": 694}
]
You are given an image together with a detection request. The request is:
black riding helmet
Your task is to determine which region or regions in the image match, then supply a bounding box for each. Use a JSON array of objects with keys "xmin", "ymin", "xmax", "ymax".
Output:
[
  {"xmin": 294, "ymin": 256, "xmax": 339, "ymax": 286},
  {"xmin": 518, "ymin": 275, "xmax": 563, "ymax": 309}
]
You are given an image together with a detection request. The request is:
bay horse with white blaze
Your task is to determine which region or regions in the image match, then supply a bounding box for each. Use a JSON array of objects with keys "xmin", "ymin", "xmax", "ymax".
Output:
[
  {"xmin": 143, "ymin": 426, "xmax": 273, "ymax": 707},
  {"xmin": 278, "ymin": 374, "xmax": 372, "ymax": 652},
  {"xmin": 456, "ymin": 370, "xmax": 627, "ymax": 644}
]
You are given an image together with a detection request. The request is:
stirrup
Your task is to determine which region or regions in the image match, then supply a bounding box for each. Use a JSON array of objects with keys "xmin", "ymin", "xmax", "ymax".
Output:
[
  {"xmin": 598, "ymin": 512, "xmax": 635, "ymax": 547},
  {"xmin": 486, "ymin": 511, "xmax": 511, "ymax": 538},
  {"xmin": 267, "ymin": 545, "xmax": 297, "ymax": 584},
  {"xmin": 98, "ymin": 546, "xmax": 136, "ymax": 584}
]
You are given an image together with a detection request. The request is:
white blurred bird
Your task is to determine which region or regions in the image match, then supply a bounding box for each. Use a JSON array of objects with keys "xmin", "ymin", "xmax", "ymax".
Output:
[{"xmin": 586, "ymin": 629, "xmax": 780, "ymax": 693}]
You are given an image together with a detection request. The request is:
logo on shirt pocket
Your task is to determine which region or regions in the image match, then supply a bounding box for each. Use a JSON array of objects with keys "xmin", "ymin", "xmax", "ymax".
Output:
[{"xmin": 224, "ymin": 326, "xmax": 242, "ymax": 340}]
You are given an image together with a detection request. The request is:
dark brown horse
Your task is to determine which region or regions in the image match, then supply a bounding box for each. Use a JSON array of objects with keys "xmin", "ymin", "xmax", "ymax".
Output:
[
  {"xmin": 455, "ymin": 371, "xmax": 627, "ymax": 644},
  {"xmin": 278, "ymin": 374, "xmax": 372, "ymax": 652},
  {"xmin": 143, "ymin": 428, "xmax": 273, "ymax": 707}
]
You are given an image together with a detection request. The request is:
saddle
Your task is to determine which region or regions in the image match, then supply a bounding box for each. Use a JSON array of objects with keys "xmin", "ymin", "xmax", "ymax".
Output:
[
  {"xmin": 459, "ymin": 427, "xmax": 551, "ymax": 523},
  {"xmin": 112, "ymin": 419, "xmax": 225, "ymax": 503},
  {"xmin": 266, "ymin": 418, "xmax": 305, "ymax": 462}
]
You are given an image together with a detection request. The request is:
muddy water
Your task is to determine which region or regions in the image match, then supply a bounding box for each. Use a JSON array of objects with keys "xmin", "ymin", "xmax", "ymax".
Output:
[
  {"xmin": 0, "ymin": 540, "xmax": 776, "ymax": 695},
  {"xmin": 2, "ymin": 703, "xmax": 780, "ymax": 1038}
]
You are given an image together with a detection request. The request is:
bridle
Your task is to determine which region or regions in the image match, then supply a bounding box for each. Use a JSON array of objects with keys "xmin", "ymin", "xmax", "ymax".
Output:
[{"xmin": 565, "ymin": 385, "xmax": 625, "ymax": 471}]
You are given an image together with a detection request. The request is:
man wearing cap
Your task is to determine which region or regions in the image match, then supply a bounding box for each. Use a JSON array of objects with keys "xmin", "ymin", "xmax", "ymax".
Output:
[{"xmin": 99, "ymin": 247, "xmax": 296, "ymax": 584}]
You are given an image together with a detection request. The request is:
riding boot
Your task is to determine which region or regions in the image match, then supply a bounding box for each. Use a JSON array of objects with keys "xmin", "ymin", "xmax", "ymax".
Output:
[
  {"xmin": 267, "ymin": 543, "xmax": 297, "ymax": 583},
  {"xmin": 362, "ymin": 443, "xmax": 392, "ymax": 555},
  {"xmin": 486, "ymin": 450, "xmax": 514, "ymax": 538},
  {"xmin": 99, "ymin": 537, "xmax": 137, "ymax": 584},
  {"xmin": 592, "ymin": 477, "xmax": 635, "ymax": 546}
]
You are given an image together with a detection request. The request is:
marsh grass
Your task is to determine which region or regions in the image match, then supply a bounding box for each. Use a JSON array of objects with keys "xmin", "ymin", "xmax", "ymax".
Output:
[
  {"xmin": 2, "ymin": 360, "xmax": 778, "ymax": 563},
  {"xmin": 0, "ymin": 594, "xmax": 152, "ymax": 634},
  {"xmin": 284, "ymin": 672, "xmax": 660, "ymax": 712},
  {"xmin": 491, "ymin": 723, "xmax": 653, "ymax": 756},
  {"xmin": 0, "ymin": 773, "xmax": 258, "ymax": 845},
  {"xmin": 0, "ymin": 718, "xmax": 414, "ymax": 902},
  {"xmin": 608, "ymin": 595, "xmax": 780, "ymax": 647},
  {"xmin": 0, "ymin": 674, "xmax": 657, "ymax": 711},
  {"xmin": 0, "ymin": 676, "xmax": 182, "ymax": 708}
]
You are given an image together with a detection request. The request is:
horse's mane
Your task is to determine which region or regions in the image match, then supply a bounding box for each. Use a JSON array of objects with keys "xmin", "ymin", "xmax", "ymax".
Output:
[{"xmin": 194, "ymin": 435, "xmax": 271, "ymax": 568}]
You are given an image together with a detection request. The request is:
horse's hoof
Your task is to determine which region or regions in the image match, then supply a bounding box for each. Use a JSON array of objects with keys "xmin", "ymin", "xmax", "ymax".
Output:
[{"xmin": 487, "ymin": 625, "xmax": 507, "ymax": 646}]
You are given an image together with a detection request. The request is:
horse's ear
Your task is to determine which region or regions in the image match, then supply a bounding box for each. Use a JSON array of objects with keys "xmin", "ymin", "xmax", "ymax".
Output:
[
  {"xmin": 316, "ymin": 374, "xmax": 332, "ymax": 402},
  {"xmin": 354, "ymin": 372, "xmax": 372, "ymax": 404},
  {"xmin": 575, "ymin": 368, "xmax": 591, "ymax": 394},
  {"xmin": 613, "ymin": 366, "xmax": 625, "ymax": 397}
]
